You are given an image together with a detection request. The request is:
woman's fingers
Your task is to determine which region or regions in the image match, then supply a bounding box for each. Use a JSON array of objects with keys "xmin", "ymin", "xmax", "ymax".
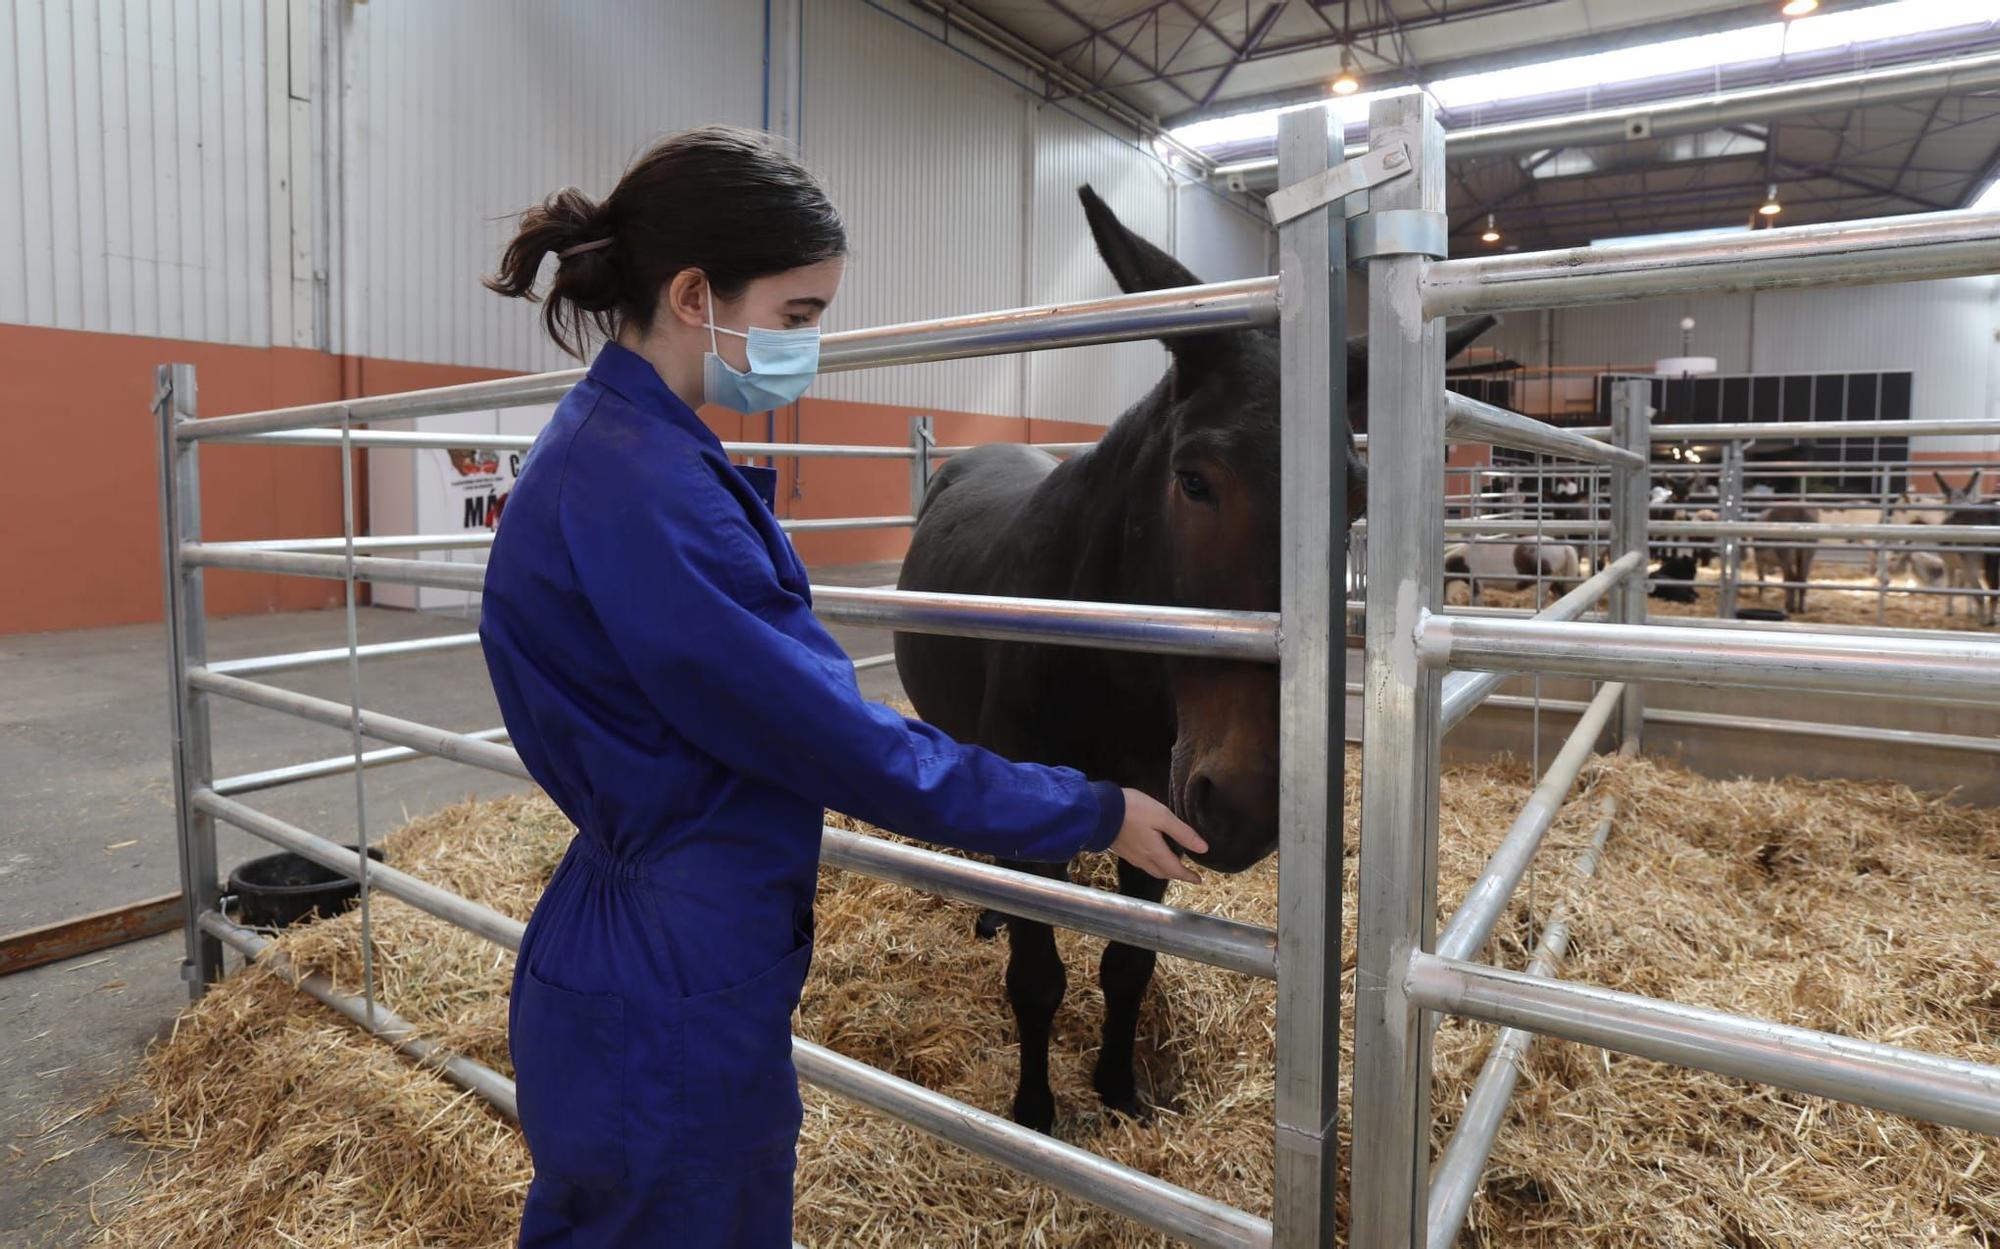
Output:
[
  {"xmin": 1155, "ymin": 811, "xmax": 1208, "ymax": 857},
  {"xmin": 1147, "ymin": 836, "xmax": 1202, "ymax": 883},
  {"xmin": 1112, "ymin": 788, "xmax": 1206, "ymax": 883}
]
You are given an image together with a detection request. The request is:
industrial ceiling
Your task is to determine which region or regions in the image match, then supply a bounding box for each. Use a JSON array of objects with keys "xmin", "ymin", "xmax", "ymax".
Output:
[{"xmin": 910, "ymin": 1, "xmax": 2000, "ymax": 252}]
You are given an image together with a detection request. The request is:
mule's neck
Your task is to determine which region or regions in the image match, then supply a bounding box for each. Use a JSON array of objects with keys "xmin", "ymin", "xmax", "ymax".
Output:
[{"xmin": 1029, "ymin": 380, "xmax": 1178, "ymax": 606}]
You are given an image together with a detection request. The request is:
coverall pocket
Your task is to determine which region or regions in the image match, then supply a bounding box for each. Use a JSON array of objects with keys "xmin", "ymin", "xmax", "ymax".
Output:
[
  {"xmin": 513, "ymin": 963, "xmax": 628, "ymax": 1189},
  {"xmin": 676, "ymin": 932, "xmax": 813, "ymax": 1163}
]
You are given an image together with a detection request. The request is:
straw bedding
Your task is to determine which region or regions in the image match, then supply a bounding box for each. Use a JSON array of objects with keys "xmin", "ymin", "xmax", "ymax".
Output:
[{"xmin": 83, "ymin": 741, "xmax": 2000, "ymax": 1246}]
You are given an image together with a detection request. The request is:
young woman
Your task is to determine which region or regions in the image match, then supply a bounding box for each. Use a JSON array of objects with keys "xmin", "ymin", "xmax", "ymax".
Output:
[{"xmin": 479, "ymin": 126, "xmax": 1206, "ymax": 1248}]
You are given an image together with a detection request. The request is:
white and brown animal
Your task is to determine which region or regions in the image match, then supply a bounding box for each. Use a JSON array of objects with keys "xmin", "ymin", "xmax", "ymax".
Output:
[
  {"xmin": 1746, "ymin": 504, "xmax": 1819, "ymax": 614},
  {"xmin": 1444, "ymin": 538, "xmax": 1579, "ymax": 605},
  {"xmin": 1933, "ymin": 472, "xmax": 1998, "ymax": 626}
]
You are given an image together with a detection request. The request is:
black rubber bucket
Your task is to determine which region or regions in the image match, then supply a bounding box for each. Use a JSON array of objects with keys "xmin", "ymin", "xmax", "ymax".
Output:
[
  {"xmin": 1736, "ymin": 607, "xmax": 1788, "ymax": 622},
  {"xmin": 226, "ymin": 846, "xmax": 387, "ymax": 929}
]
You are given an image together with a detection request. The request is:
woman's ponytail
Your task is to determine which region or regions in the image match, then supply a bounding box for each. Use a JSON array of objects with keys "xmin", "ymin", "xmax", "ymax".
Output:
[{"xmin": 484, "ymin": 186, "xmax": 622, "ymax": 359}]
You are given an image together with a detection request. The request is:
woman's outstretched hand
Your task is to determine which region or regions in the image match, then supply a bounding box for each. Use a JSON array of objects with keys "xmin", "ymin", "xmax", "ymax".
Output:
[{"xmin": 1110, "ymin": 789, "xmax": 1207, "ymax": 884}]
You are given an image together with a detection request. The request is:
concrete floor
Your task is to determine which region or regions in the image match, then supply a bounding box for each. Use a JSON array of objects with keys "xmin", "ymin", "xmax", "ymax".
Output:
[{"xmin": 0, "ymin": 563, "xmax": 906, "ymax": 1247}]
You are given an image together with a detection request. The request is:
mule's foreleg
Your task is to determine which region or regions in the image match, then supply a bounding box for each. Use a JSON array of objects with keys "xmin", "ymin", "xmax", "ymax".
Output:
[
  {"xmin": 1093, "ymin": 859, "xmax": 1169, "ymax": 1120},
  {"xmin": 999, "ymin": 858, "xmax": 1071, "ymax": 1133}
]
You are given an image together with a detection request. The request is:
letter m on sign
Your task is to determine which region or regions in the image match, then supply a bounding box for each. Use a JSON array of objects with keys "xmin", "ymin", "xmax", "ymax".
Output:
[{"xmin": 464, "ymin": 495, "xmax": 489, "ymax": 527}]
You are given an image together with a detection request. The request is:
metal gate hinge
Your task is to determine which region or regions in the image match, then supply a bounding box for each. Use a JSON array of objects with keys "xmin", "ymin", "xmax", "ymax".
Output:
[
  {"xmin": 1266, "ymin": 142, "xmax": 1412, "ymax": 226},
  {"xmin": 1349, "ymin": 209, "xmax": 1448, "ymax": 261}
]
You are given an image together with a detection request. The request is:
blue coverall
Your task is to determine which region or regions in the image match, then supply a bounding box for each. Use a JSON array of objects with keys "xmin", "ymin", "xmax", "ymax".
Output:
[{"xmin": 479, "ymin": 342, "xmax": 1124, "ymax": 1247}]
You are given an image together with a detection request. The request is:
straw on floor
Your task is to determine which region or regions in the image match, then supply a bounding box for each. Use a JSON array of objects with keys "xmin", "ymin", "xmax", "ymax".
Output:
[{"xmin": 85, "ymin": 738, "xmax": 2000, "ymax": 1246}]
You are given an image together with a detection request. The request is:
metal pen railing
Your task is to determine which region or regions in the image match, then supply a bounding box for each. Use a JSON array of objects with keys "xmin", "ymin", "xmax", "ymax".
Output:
[
  {"xmin": 1356, "ymin": 89, "xmax": 2000, "ymax": 1249},
  {"xmin": 154, "ymin": 224, "xmax": 1319, "ymax": 1243},
  {"xmin": 153, "ymin": 95, "xmax": 2000, "ymax": 1246}
]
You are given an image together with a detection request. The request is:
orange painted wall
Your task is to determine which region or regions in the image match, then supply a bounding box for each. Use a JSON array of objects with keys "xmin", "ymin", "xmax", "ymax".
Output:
[
  {"xmin": 4, "ymin": 324, "xmax": 512, "ymax": 636},
  {"xmin": 4, "ymin": 325, "xmax": 1111, "ymax": 636}
]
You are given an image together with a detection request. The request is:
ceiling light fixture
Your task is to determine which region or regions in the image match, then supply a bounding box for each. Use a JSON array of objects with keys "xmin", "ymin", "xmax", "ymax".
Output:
[
  {"xmin": 1332, "ymin": 49, "xmax": 1360, "ymax": 96},
  {"xmin": 1480, "ymin": 213, "xmax": 1501, "ymax": 243},
  {"xmin": 1781, "ymin": 0, "xmax": 1819, "ymax": 17},
  {"xmin": 1758, "ymin": 182, "xmax": 1783, "ymax": 216}
]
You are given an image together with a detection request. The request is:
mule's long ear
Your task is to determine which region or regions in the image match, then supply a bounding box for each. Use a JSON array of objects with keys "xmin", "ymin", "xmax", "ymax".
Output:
[
  {"xmin": 1079, "ymin": 184, "xmax": 1229, "ymax": 386},
  {"xmin": 1445, "ymin": 314, "xmax": 1500, "ymax": 360},
  {"xmin": 1079, "ymin": 184, "xmax": 1201, "ymax": 293},
  {"xmin": 1934, "ymin": 471, "xmax": 1953, "ymax": 499},
  {"xmin": 1971, "ymin": 469, "xmax": 1985, "ymax": 497}
]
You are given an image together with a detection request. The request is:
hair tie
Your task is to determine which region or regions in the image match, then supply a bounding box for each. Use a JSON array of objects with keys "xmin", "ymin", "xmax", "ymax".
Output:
[{"xmin": 557, "ymin": 238, "xmax": 614, "ymax": 260}]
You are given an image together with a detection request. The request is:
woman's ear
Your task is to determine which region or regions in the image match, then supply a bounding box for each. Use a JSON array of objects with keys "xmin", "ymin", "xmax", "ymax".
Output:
[{"xmin": 664, "ymin": 268, "xmax": 709, "ymax": 330}]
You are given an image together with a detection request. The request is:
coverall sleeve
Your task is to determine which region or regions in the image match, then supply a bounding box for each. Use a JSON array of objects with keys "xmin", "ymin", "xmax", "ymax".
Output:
[{"xmin": 557, "ymin": 426, "xmax": 1124, "ymax": 862}]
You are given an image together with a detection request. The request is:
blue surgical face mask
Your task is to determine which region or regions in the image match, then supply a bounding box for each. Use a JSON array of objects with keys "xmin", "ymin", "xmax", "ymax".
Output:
[{"xmin": 703, "ymin": 289, "xmax": 821, "ymax": 414}]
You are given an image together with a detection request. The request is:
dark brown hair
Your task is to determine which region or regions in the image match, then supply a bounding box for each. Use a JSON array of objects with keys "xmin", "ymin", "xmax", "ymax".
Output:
[{"xmin": 485, "ymin": 126, "xmax": 847, "ymax": 359}]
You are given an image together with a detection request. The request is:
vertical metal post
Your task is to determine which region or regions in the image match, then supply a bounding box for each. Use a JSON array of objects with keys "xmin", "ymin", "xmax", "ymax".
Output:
[
  {"xmin": 1718, "ymin": 441, "xmax": 1745, "ymax": 618},
  {"xmin": 909, "ymin": 414, "xmax": 935, "ymax": 518},
  {"xmin": 155, "ymin": 364, "xmax": 222, "ymax": 996},
  {"xmin": 1354, "ymin": 92, "xmax": 1447, "ymax": 1248},
  {"xmin": 1273, "ymin": 106, "xmax": 1345, "ymax": 1249},
  {"xmin": 1609, "ymin": 380, "xmax": 1651, "ymax": 752}
]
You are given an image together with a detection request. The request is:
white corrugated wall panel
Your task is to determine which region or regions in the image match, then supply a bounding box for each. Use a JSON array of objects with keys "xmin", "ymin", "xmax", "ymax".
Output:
[
  {"xmin": 799, "ymin": 0, "xmax": 1025, "ymax": 416},
  {"xmin": 0, "ymin": 0, "xmax": 269, "ymax": 344},
  {"xmin": 1026, "ymin": 105, "xmax": 1174, "ymax": 426},
  {"xmin": 1748, "ymin": 277, "xmax": 1996, "ymax": 450},
  {"xmin": 1483, "ymin": 279, "xmax": 1998, "ymax": 451},
  {"xmin": 1176, "ymin": 180, "xmax": 1270, "ymax": 283},
  {"xmin": 343, "ymin": 0, "xmax": 764, "ymax": 371}
]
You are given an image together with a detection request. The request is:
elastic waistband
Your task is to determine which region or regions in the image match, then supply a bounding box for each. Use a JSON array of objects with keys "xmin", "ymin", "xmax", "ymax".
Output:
[{"xmin": 564, "ymin": 831, "xmax": 659, "ymax": 886}]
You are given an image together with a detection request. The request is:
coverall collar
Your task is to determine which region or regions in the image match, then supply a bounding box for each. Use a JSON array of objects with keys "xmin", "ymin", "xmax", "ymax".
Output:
[{"xmin": 588, "ymin": 342, "xmax": 724, "ymax": 452}]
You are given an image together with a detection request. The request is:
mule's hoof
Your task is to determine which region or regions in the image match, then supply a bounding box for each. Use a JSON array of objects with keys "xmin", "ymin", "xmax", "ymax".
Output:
[
  {"xmin": 1012, "ymin": 1086, "xmax": 1056, "ymax": 1134},
  {"xmin": 1092, "ymin": 1067, "xmax": 1152, "ymax": 1122},
  {"xmin": 974, "ymin": 909, "xmax": 1008, "ymax": 940}
]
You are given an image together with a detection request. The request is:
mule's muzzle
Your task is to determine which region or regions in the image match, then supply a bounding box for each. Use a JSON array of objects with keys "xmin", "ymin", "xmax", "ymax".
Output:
[{"xmin": 1181, "ymin": 770, "xmax": 1279, "ymax": 874}]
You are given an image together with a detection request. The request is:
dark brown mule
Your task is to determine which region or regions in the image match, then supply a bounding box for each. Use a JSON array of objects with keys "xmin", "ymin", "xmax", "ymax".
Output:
[{"xmin": 895, "ymin": 185, "xmax": 1495, "ymax": 1131}]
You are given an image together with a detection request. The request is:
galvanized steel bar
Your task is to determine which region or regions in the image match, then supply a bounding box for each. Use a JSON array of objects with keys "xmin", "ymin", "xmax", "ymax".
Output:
[
  {"xmin": 1434, "ymin": 683, "xmax": 1621, "ymax": 964},
  {"xmin": 154, "ymin": 364, "xmax": 223, "ymax": 998},
  {"xmin": 192, "ymin": 790, "xmax": 525, "ymax": 950},
  {"xmin": 1410, "ymin": 519, "xmax": 1999, "ymax": 545},
  {"xmin": 1416, "ymin": 614, "xmax": 2000, "ymax": 704},
  {"xmin": 792, "ymin": 1038, "xmax": 1271, "ymax": 1247},
  {"xmin": 932, "ymin": 441, "xmax": 1096, "ymax": 456},
  {"xmin": 209, "ymin": 632, "xmax": 483, "ymax": 677},
  {"xmin": 1272, "ymin": 106, "xmax": 1347, "ymax": 1249},
  {"xmin": 1609, "ymin": 380, "xmax": 1651, "ymax": 750},
  {"xmin": 1443, "ymin": 392, "xmax": 1643, "ymax": 468},
  {"xmin": 179, "ymin": 280, "xmax": 1279, "ymax": 441},
  {"xmin": 199, "ymin": 911, "xmax": 519, "ymax": 1118},
  {"xmin": 1352, "ymin": 91, "xmax": 1447, "ymax": 1248},
  {"xmin": 1439, "ymin": 551, "xmax": 1642, "ymax": 733},
  {"xmin": 212, "ymin": 729, "xmax": 514, "ymax": 796},
  {"xmin": 1562, "ymin": 416, "xmax": 2000, "ymax": 442},
  {"xmin": 819, "ymin": 827, "xmax": 1276, "ymax": 979},
  {"xmin": 780, "ymin": 515, "xmax": 914, "ymax": 533},
  {"xmin": 1405, "ymin": 952, "xmax": 2000, "ymax": 1137},
  {"xmin": 810, "ymin": 586, "xmax": 1280, "ymax": 661},
  {"xmin": 180, "ymin": 547, "xmax": 1277, "ymax": 661},
  {"xmin": 183, "ymin": 545, "xmax": 489, "ymax": 591},
  {"xmin": 1424, "ymin": 210, "xmax": 2000, "ymax": 317},
  {"xmin": 188, "ymin": 669, "xmax": 533, "ymax": 781},
  {"xmin": 1426, "ymin": 783, "xmax": 1620, "ymax": 1249},
  {"xmin": 815, "ymin": 276, "xmax": 1278, "ymax": 372}
]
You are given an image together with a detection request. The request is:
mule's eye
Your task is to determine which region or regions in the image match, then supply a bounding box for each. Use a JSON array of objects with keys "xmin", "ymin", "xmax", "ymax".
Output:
[{"xmin": 1176, "ymin": 471, "xmax": 1212, "ymax": 502}]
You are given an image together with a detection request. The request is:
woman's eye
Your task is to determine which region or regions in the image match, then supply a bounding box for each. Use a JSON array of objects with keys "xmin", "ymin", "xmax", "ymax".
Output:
[{"xmin": 1176, "ymin": 471, "xmax": 1212, "ymax": 501}]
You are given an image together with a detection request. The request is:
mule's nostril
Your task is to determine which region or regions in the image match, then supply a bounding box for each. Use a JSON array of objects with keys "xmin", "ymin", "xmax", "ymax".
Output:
[{"xmin": 1185, "ymin": 774, "xmax": 1216, "ymax": 830}]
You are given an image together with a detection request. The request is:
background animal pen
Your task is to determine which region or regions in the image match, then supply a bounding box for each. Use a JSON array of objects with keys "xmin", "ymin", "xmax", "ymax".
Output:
[{"xmin": 151, "ymin": 102, "xmax": 2000, "ymax": 1249}]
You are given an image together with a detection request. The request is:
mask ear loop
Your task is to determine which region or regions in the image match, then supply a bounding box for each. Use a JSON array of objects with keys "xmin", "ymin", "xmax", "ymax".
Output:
[{"xmin": 705, "ymin": 283, "xmax": 721, "ymax": 357}]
